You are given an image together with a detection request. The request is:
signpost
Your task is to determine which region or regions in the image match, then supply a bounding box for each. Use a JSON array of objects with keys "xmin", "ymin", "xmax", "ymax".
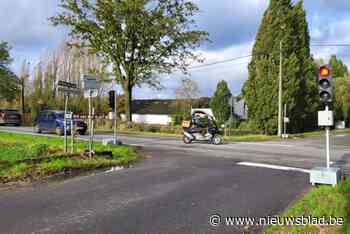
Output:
[
  {"xmin": 282, "ymin": 104, "xmax": 289, "ymax": 139},
  {"xmin": 56, "ymin": 80, "xmax": 80, "ymax": 153},
  {"xmin": 82, "ymin": 75, "xmax": 100, "ymax": 158}
]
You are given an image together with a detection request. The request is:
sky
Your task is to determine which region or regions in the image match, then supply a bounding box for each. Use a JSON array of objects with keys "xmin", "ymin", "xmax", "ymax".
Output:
[{"xmin": 1, "ymin": 0, "xmax": 350, "ymax": 99}]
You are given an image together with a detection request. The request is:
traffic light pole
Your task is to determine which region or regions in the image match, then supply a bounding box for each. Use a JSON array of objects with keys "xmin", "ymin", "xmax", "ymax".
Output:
[
  {"xmin": 310, "ymin": 65, "xmax": 341, "ymax": 187},
  {"xmin": 88, "ymin": 90, "xmax": 92, "ymax": 158},
  {"xmin": 325, "ymin": 105, "xmax": 330, "ymax": 169},
  {"xmin": 114, "ymin": 92, "xmax": 117, "ymax": 144},
  {"xmin": 64, "ymin": 95, "xmax": 68, "ymax": 153}
]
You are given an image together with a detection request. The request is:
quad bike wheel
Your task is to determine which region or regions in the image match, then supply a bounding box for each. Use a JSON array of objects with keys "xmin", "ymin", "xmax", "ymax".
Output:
[
  {"xmin": 212, "ymin": 135, "xmax": 224, "ymax": 145},
  {"xmin": 183, "ymin": 136, "xmax": 192, "ymax": 144},
  {"xmin": 56, "ymin": 126, "xmax": 64, "ymax": 136},
  {"xmin": 34, "ymin": 125, "xmax": 42, "ymax": 133}
]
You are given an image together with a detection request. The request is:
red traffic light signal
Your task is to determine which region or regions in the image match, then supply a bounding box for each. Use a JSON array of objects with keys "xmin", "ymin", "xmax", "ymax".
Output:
[
  {"xmin": 318, "ymin": 65, "xmax": 332, "ymax": 103},
  {"xmin": 319, "ymin": 66, "xmax": 330, "ymax": 77}
]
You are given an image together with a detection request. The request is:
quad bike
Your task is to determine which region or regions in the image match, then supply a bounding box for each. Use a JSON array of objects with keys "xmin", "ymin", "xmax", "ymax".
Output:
[{"xmin": 182, "ymin": 111, "xmax": 224, "ymax": 145}]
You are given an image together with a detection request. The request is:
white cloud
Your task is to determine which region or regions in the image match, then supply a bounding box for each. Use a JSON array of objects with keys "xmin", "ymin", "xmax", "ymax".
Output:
[
  {"xmin": 310, "ymin": 18, "xmax": 350, "ymax": 66},
  {"xmin": 134, "ymin": 41, "xmax": 253, "ymax": 99},
  {"xmin": 1, "ymin": 0, "xmax": 350, "ymax": 99},
  {"xmin": 0, "ymin": 0, "xmax": 67, "ymax": 73}
]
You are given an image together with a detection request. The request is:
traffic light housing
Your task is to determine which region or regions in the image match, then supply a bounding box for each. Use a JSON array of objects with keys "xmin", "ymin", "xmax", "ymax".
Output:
[
  {"xmin": 108, "ymin": 90, "xmax": 115, "ymax": 110},
  {"xmin": 318, "ymin": 65, "xmax": 332, "ymax": 103}
]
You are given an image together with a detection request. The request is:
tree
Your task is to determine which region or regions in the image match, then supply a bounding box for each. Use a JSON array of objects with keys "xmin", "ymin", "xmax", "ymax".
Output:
[
  {"xmin": 0, "ymin": 42, "xmax": 18, "ymax": 101},
  {"xmin": 174, "ymin": 77, "xmax": 200, "ymax": 118},
  {"xmin": 50, "ymin": 0, "xmax": 208, "ymax": 124},
  {"xmin": 331, "ymin": 56, "xmax": 350, "ymax": 123},
  {"xmin": 243, "ymin": 0, "xmax": 315, "ymax": 134},
  {"xmin": 19, "ymin": 60, "xmax": 30, "ymax": 115},
  {"xmin": 334, "ymin": 76, "xmax": 350, "ymax": 125},
  {"xmin": 210, "ymin": 80, "xmax": 232, "ymax": 124},
  {"xmin": 30, "ymin": 63, "xmax": 44, "ymax": 119},
  {"xmin": 329, "ymin": 55, "xmax": 349, "ymax": 79}
]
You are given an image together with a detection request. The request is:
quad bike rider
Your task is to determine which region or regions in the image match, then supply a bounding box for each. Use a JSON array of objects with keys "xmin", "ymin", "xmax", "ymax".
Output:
[{"xmin": 182, "ymin": 111, "xmax": 224, "ymax": 145}]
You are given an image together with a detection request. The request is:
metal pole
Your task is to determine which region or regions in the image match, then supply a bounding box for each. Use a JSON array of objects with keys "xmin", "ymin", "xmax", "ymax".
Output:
[
  {"xmin": 64, "ymin": 95, "xmax": 68, "ymax": 153},
  {"xmin": 283, "ymin": 104, "xmax": 287, "ymax": 136},
  {"xmin": 88, "ymin": 90, "xmax": 92, "ymax": 158},
  {"xmin": 92, "ymin": 107, "xmax": 95, "ymax": 148},
  {"xmin": 70, "ymin": 113, "xmax": 74, "ymax": 153},
  {"xmin": 114, "ymin": 92, "xmax": 117, "ymax": 144},
  {"xmin": 278, "ymin": 40, "xmax": 283, "ymax": 137},
  {"xmin": 325, "ymin": 105, "xmax": 330, "ymax": 168}
]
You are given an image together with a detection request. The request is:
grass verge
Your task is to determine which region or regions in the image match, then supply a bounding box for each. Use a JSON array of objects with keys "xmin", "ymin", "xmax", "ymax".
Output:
[
  {"xmin": 264, "ymin": 177, "xmax": 350, "ymax": 233},
  {"xmin": 0, "ymin": 131, "xmax": 139, "ymax": 184},
  {"xmin": 291, "ymin": 128, "xmax": 350, "ymax": 139}
]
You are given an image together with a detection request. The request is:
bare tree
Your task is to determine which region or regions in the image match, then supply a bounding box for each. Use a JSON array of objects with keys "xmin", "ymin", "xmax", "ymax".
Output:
[
  {"xmin": 175, "ymin": 78, "xmax": 200, "ymax": 117},
  {"xmin": 19, "ymin": 60, "xmax": 30, "ymax": 115}
]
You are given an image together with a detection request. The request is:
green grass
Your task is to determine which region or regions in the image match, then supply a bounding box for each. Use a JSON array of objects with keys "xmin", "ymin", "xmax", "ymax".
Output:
[
  {"xmin": 0, "ymin": 131, "xmax": 139, "ymax": 183},
  {"xmin": 291, "ymin": 128, "xmax": 350, "ymax": 139},
  {"xmin": 224, "ymin": 134, "xmax": 278, "ymax": 142},
  {"xmin": 264, "ymin": 177, "xmax": 350, "ymax": 234}
]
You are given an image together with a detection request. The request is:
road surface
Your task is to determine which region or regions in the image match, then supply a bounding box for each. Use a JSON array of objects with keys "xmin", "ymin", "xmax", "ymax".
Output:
[{"xmin": 0, "ymin": 126, "xmax": 349, "ymax": 233}]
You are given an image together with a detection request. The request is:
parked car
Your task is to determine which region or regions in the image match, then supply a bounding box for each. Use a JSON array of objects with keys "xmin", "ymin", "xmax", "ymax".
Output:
[
  {"xmin": 0, "ymin": 109, "xmax": 21, "ymax": 126},
  {"xmin": 35, "ymin": 110, "xmax": 87, "ymax": 136}
]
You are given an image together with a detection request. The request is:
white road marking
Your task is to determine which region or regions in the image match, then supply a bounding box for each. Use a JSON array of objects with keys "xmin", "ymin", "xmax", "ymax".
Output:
[
  {"xmin": 237, "ymin": 161, "xmax": 310, "ymax": 174},
  {"xmin": 335, "ymin": 134, "xmax": 346, "ymax": 138},
  {"xmin": 236, "ymin": 142, "xmax": 294, "ymax": 147}
]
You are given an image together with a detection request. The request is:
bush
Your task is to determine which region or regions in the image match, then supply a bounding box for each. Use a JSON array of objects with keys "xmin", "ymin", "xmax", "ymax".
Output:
[
  {"xmin": 238, "ymin": 120, "xmax": 262, "ymax": 134},
  {"xmin": 28, "ymin": 144, "xmax": 49, "ymax": 157},
  {"xmin": 171, "ymin": 114, "xmax": 184, "ymax": 126}
]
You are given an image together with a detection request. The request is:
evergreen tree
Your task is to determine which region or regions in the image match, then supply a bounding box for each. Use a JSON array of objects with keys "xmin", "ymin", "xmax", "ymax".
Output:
[
  {"xmin": 329, "ymin": 55, "xmax": 349, "ymax": 78},
  {"xmin": 331, "ymin": 56, "xmax": 350, "ymax": 123},
  {"xmin": 243, "ymin": 0, "xmax": 315, "ymax": 134},
  {"xmin": 210, "ymin": 80, "xmax": 232, "ymax": 124},
  {"xmin": 0, "ymin": 42, "xmax": 18, "ymax": 101}
]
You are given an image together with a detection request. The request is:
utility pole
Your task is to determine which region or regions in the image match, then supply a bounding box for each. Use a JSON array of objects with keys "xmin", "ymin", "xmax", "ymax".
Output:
[{"xmin": 278, "ymin": 40, "xmax": 283, "ymax": 137}]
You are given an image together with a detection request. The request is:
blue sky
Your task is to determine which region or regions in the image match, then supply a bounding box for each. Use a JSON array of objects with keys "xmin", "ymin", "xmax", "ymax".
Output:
[{"xmin": 1, "ymin": 0, "xmax": 350, "ymax": 99}]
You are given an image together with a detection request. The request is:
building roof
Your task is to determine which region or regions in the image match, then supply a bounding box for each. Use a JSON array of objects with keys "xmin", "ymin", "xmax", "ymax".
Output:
[{"xmin": 131, "ymin": 98, "xmax": 211, "ymax": 115}]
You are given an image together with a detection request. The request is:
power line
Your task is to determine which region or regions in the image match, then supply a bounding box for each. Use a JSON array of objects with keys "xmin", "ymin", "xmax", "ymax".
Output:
[
  {"xmin": 188, "ymin": 54, "xmax": 252, "ymax": 70},
  {"xmin": 311, "ymin": 43, "xmax": 350, "ymax": 47}
]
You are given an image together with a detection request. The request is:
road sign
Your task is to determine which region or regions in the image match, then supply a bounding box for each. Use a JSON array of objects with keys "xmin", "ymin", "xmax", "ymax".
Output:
[
  {"xmin": 82, "ymin": 75, "xmax": 100, "ymax": 90},
  {"xmin": 56, "ymin": 80, "xmax": 80, "ymax": 95},
  {"xmin": 65, "ymin": 113, "xmax": 72, "ymax": 119},
  {"xmin": 84, "ymin": 90, "xmax": 98, "ymax": 98},
  {"xmin": 283, "ymin": 117, "xmax": 290, "ymax": 123},
  {"xmin": 318, "ymin": 110, "xmax": 334, "ymax": 126}
]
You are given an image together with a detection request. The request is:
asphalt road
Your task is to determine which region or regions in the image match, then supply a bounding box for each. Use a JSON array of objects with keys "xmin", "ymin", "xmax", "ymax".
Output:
[{"xmin": 0, "ymin": 126, "xmax": 349, "ymax": 233}]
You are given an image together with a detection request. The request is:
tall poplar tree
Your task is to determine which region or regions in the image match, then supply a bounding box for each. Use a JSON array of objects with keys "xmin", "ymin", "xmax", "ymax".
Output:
[
  {"xmin": 243, "ymin": 0, "xmax": 315, "ymax": 134},
  {"xmin": 0, "ymin": 42, "xmax": 18, "ymax": 101}
]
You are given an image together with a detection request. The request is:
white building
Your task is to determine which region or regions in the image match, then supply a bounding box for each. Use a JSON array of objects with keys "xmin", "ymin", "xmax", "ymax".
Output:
[{"xmin": 120, "ymin": 97, "xmax": 246, "ymax": 125}]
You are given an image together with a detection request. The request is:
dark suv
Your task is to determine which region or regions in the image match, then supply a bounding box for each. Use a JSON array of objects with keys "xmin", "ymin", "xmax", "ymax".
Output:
[
  {"xmin": 35, "ymin": 110, "xmax": 87, "ymax": 135},
  {"xmin": 0, "ymin": 109, "xmax": 21, "ymax": 126}
]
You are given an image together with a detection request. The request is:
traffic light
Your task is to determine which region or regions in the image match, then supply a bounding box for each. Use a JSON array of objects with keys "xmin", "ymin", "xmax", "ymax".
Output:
[
  {"xmin": 318, "ymin": 65, "xmax": 332, "ymax": 103},
  {"xmin": 108, "ymin": 90, "xmax": 115, "ymax": 110}
]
